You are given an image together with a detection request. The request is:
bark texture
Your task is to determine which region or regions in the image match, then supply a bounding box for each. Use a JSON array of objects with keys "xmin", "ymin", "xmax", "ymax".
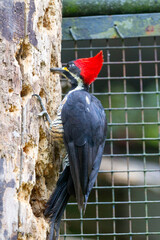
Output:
[{"xmin": 0, "ymin": 0, "xmax": 62, "ymax": 239}]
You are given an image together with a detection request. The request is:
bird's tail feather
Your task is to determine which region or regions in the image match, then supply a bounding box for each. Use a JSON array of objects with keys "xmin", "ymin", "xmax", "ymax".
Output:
[{"xmin": 44, "ymin": 166, "xmax": 70, "ymax": 240}]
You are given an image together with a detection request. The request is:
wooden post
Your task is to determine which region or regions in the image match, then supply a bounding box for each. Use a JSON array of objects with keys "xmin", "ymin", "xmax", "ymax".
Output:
[{"xmin": 0, "ymin": 0, "xmax": 62, "ymax": 239}]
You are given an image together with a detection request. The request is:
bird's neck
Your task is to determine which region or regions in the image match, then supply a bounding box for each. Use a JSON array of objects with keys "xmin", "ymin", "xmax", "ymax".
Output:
[{"xmin": 71, "ymin": 76, "xmax": 89, "ymax": 92}]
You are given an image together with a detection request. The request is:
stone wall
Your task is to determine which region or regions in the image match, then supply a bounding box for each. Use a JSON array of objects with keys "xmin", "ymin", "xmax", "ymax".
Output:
[{"xmin": 0, "ymin": 0, "xmax": 62, "ymax": 239}]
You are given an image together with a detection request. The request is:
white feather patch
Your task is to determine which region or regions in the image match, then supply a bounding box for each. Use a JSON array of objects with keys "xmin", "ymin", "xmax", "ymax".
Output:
[{"xmin": 86, "ymin": 96, "xmax": 90, "ymax": 105}]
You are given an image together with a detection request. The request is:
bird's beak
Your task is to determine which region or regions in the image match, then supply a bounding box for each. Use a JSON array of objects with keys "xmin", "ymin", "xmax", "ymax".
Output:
[{"xmin": 50, "ymin": 67, "xmax": 69, "ymax": 75}]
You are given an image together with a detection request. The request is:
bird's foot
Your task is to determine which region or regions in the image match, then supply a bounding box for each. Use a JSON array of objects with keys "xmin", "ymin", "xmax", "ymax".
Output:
[
  {"xmin": 32, "ymin": 94, "xmax": 52, "ymax": 127},
  {"xmin": 63, "ymin": 154, "xmax": 70, "ymax": 169}
]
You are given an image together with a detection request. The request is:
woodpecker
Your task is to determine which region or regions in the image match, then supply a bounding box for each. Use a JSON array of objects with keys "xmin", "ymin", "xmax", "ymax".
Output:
[{"xmin": 33, "ymin": 51, "xmax": 107, "ymax": 240}]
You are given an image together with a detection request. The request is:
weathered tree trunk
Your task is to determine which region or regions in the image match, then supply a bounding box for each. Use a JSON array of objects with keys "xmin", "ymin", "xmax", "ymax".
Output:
[{"xmin": 0, "ymin": 0, "xmax": 62, "ymax": 239}]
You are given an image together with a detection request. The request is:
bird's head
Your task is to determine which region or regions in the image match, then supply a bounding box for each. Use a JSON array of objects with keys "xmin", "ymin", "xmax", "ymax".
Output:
[{"xmin": 51, "ymin": 51, "xmax": 103, "ymax": 90}]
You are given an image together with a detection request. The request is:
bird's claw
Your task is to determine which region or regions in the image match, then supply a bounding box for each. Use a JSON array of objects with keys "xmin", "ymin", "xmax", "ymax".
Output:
[
  {"xmin": 63, "ymin": 154, "xmax": 70, "ymax": 169},
  {"xmin": 32, "ymin": 94, "xmax": 52, "ymax": 126},
  {"xmin": 38, "ymin": 110, "xmax": 48, "ymax": 117}
]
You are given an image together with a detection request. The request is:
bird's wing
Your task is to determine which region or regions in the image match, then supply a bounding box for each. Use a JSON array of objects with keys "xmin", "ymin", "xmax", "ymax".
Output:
[{"xmin": 61, "ymin": 90, "xmax": 107, "ymax": 210}]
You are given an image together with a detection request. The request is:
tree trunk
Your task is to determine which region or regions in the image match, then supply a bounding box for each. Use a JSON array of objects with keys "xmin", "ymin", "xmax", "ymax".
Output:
[{"xmin": 0, "ymin": 0, "xmax": 62, "ymax": 239}]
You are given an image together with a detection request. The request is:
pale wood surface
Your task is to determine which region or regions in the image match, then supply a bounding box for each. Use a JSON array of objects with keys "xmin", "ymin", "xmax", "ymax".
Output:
[{"xmin": 0, "ymin": 0, "xmax": 62, "ymax": 239}]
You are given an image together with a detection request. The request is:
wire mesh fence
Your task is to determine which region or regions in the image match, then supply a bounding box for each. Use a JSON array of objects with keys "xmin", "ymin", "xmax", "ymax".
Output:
[{"xmin": 60, "ymin": 36, "xmax": 160, "ymax": 240}]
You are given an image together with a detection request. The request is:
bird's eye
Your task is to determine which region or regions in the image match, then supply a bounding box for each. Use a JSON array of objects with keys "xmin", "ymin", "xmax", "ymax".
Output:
[{"xmin": 69, "ymin": 63, "xmax": 74, "ymax": 68}]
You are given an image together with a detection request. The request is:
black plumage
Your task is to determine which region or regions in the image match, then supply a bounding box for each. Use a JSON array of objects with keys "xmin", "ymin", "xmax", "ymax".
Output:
[{"xmin": 62, "ymin": 90, "xmax": 107, "ymax": 209}]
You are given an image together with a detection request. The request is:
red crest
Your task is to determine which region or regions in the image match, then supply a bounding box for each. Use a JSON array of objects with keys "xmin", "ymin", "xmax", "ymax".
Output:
[{"xmin": 74, "ymin": 51, "xmax": 104, "ymax": 85}]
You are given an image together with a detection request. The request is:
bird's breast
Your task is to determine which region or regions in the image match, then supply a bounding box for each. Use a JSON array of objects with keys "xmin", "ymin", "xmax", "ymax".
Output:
[{"xmin": 50, "ymin": 96, "xmax": 68, "ymax": 143}]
